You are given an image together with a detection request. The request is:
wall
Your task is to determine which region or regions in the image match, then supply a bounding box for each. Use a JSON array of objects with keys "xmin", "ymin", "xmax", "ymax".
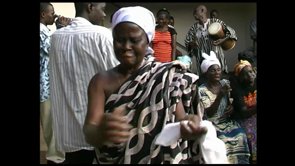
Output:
[
  {"xmin": 48, "ymin": 3, "xmax": 75, "ymax": 32},
  {"xmin": 110, "ymin": 3, "xmax": 256, "ymax": 72},
  {"xmin": 48, "ymin": 2, "xmax": 256, "ymax": 71},
  {"xmin": 176, "ymin": 3, "xmax": 256, "ymax": 71}
]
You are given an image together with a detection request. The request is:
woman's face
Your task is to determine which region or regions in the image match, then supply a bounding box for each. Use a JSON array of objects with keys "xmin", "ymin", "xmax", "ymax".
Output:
[
  {"xmin": 157, "ymin": 13, "xmax": 169, "ymax": 26},
  {"xmin": 113, "ymin": 22, "xmax": 148, "ymax": 68},
  {"xmin": 206, "ymin": 64, "xmax": 222, "ymax": 81},
  {"xmin": 239, "ymin": 66, "xmax": 256, "ymax": 85}
]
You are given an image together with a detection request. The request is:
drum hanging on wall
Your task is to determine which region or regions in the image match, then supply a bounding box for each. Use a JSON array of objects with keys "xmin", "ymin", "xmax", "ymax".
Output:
[{"xmin": 208, "ymin": 22, "xmax": 236, "ymax": 51}]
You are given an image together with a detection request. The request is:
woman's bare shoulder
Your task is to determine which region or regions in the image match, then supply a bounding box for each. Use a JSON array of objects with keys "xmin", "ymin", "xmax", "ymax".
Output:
[
  {"xmin": 89, "ymin": 67, "xmax": 121, "ymax": 97},
  {"xmin": 90, "ymin": 68, "xmax": 118, "ymax": 87}
]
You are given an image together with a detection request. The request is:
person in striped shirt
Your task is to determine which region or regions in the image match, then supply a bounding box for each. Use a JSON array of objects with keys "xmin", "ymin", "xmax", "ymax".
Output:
[
  {"xmin": 49, "ymin": 2, "xmax": 119, "ymax": 164},
  {"xmin": 185, "ymin": 5, "xmax": 237, "ymax": 77}
]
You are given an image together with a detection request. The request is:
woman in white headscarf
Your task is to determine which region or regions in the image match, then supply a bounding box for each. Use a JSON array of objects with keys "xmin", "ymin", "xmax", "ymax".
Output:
[
  {"xmin": 83, "ymin": 6, "xmax": 207, "ymax": 164},
  {"xmin": 198, "ymin": 51, "xmax": 251, "ymax": 164}
]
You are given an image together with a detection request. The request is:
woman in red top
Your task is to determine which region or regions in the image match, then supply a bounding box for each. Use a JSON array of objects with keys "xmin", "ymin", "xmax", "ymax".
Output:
[{"xmin": 151, "ymin": 8, "xmax": 177, "ymax": 62}]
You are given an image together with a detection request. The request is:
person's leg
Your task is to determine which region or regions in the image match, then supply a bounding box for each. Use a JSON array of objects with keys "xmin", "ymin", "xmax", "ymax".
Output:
[
  {"xmin": 64, "ymin": 150, "xmax": 96, "ymax": 164},
  {"xmin": 40, "ymin": 99, "xmax": 65, "ymax": 163}
]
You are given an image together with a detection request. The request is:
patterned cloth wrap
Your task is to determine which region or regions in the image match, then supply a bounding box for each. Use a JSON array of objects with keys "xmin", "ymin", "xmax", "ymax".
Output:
[{"xmin": 96, "ymin": 57, "xmax": 205, "ymax": 164}]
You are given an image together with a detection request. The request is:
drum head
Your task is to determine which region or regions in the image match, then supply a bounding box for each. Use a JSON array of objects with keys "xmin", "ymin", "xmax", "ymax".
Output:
[
  {"xmin": 208, "ymin": 22, "xmax": 224, "ymax": 39},
  {"xmin": 208, "ymin": 22, "xmax": 222, "ymax": 35}
]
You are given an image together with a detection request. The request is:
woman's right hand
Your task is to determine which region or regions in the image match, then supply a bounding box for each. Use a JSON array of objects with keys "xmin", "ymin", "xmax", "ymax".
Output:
[
  {"xmin": 101, "ymin": 106, "xmax": 132, "ymax": 144},
  {"xmin": 55, "ymin": 15, "xmax": 72, "ymax": 28},
  {"xmin": 180, "ymin": 115, "xmax": 207, "ymax": 140},
  {"xmin": 220, "ymin": 104, "xmax": 233, "ymax": 119}
]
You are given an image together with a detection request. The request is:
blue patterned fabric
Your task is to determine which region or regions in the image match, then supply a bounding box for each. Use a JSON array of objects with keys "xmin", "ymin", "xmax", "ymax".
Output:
[
  {"xmin": 199, "ymin": 79, "xmax": 250, "ymax": 164},
  {"xmin": 40, "ymin": 23, "xmax": 51, "ymax": 102}
]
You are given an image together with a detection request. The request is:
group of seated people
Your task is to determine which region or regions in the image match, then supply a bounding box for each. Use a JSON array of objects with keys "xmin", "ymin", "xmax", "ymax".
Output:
[{"xmin": 197, "ymin": 51, "xmax": 256, "ymax": 164}]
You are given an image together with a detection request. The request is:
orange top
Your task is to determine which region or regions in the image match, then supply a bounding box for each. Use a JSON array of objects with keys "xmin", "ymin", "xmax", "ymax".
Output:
[
  {"xmin": 243, "ymin": 90, "xmax": 257, "ymax": 108},
  {"xmin": 152, "ymin": 31, "xmax": 172, "ymax": 62}
]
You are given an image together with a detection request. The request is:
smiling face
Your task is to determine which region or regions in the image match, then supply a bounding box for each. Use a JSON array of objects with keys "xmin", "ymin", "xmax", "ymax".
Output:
[
  {"xmin": 157, "ymin": 11, "xmax": 170, "ymax": 27},
  {"xmin": 113, "ymin": 22, "xmax": 148, "ymax": 68}
]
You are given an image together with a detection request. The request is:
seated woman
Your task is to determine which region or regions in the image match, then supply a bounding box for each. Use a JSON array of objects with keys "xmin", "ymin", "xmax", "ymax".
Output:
[
  {"xmin": 231, "ymin": 60, "xmax": 257, "ymax": 164},
  {"xmin": 198, "ymin": 51, "xmax": 250, "ymax": 164},
  {"xmin": 83, "ymin": 6, "xmax": 208, "ymax": 164}
]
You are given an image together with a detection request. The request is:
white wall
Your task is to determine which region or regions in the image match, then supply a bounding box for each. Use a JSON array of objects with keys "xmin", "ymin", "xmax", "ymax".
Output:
[{"xmin": 48, "ymin": 3, "xmax": 75, "ymax": 32}]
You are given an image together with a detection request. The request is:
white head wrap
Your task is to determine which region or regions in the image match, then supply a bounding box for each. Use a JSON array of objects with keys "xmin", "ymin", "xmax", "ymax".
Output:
[
  {"xmin": 200, "ymin": 51, "xmax": 221, "ymax": 73},
  {"xmin": 112, "ymin": 6, "xmax": 155, "ymax": 45}
]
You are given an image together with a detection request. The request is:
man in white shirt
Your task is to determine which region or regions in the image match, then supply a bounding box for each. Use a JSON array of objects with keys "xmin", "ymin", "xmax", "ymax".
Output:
[{"xmin": 49, "ymin": 2, "xmax": 119, "ymax": 164}]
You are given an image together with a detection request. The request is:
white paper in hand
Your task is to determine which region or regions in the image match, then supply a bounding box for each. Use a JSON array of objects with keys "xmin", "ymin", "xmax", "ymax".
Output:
[
  {"xmin": 155, "ymin": 120, "xmax": 229, "ymax": 164},
  {"xmin": 155, "ymin": 121, "xmax": 185, "ymax": 146}
]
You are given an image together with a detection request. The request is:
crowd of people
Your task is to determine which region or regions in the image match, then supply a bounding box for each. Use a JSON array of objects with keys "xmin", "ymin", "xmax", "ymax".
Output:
[{"xmin": 40, "ymin": 2, "xmax": 256, "ymax": 164}]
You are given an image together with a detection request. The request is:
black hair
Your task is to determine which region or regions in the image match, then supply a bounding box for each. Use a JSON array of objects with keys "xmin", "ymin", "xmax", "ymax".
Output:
[
  {"xmin": 210, "ymin": 9, "xmax": 219, "ymax": 14},
  {"xmin": 110, "ymin": 12, "xmax": 114, "ymax": 23},
  {"xmin": 156, "ymin": 8, "xmax": 170, "ymax": 18},
  {"xmin": 210, "ymin": 9, "xmax": 219, "ymax": 17},
  {"xmin": 40, "ymin": 3, "xmax": 52, "ymax": 15},
  {"xmin": 170, "ymin": 15, "xmax": 174, "ymax": 20},
  {"xmin": 74, "ymin": 3, "xmax": 90, "ymax": 16},
  {"xmin": 238, "ymin": 50, "xmax": 254, "ymax": 63}
]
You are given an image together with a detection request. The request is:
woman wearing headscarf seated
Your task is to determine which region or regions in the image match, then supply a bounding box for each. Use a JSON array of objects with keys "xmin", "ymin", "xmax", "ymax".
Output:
[
  {"xmin": 231, "ymin": 60, "xmax": 257, "ymax": 164},
  {"xmin": 83, "ymin": 6, "xmax": 208, "ymax": 164},
  {"xmin": 198, "ymin": 51, "xmax": 250, "ymax": 164}
]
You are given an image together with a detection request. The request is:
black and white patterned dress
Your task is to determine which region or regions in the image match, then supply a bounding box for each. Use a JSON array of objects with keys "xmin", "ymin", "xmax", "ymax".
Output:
[{"xmin": 96, "ymin": 59, "xmax": 205, "ymax": 164}]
